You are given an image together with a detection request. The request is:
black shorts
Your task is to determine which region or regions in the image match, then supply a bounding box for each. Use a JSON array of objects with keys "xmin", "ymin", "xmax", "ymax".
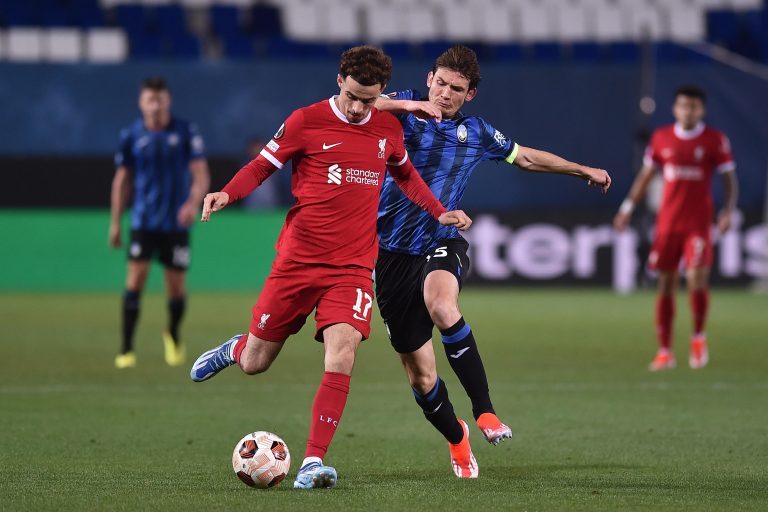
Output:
[
  {"xmin": 375, "ymin": 237, "xmax": 470, "ymax": 354},
  {"xmin": 128, "ymin": 230, "xmax": 190, "ymax": 271}
]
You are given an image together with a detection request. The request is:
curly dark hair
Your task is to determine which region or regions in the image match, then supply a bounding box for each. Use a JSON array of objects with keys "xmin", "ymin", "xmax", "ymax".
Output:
[
  {"xmin": 433, "ymin": 45, "xmax": 481, "ymax": 90},
  {"xmin": 339, "ymin": 45, "xmax": 392, "ymax": 87}
]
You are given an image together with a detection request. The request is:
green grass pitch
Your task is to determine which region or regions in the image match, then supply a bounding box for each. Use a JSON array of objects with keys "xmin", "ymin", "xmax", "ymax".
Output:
[{"xmin": 1, "ymin": 289, "xmax": 766, "ymax": 511}]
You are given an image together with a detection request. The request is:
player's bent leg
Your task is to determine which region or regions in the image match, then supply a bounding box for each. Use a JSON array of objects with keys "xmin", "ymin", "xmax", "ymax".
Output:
[
  {"xmin": 190, "ymin": 333, "xmax": 283, "ymax": 382},
  {"xmin": 401, "ymin": 344, "xmax": 457, "ymax": 431},
  {"xmin": 321, "ymin": 323, "xmax": 362, "ymax": 375},
  {"xmin": 425, "ymin": 270, "xmax": 500, "ymax": 427},
  {"xmin": 238, "ymin": 334, "xmax": 285, "ymax": 375},
  {"xmin": 189, "ymin": 333, "xmax": 243, "ymax": 382}
]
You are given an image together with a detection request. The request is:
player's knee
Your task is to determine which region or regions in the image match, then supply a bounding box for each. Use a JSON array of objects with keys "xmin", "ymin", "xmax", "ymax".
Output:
[
  {"xmin": 410, "ymin": 371, "xmax": 437, "ymax": 396},
  {"xmin": 324, "ymin": 349, "xmax": 356, "ymax": 375},
  {"xmin": 239, "ymin": 353, "xmax": 272, "ymax": 375},
  {"xmin": 426, "ymin": 297, "xmax": 459, "ymax": 329}
]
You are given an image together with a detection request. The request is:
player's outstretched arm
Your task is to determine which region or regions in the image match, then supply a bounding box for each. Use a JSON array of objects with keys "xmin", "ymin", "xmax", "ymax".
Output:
[
  {"xmin": 612, "ymin": 165, "xmax": 655, "ymax": 231},
  {"xmin": 109, "ymin": 166, "xmax": 131, "ymax": 248},
  {"xmin": 201, "ymin": 191, "xmax": 230, "ymax": 222},
  {"xmin": 388, "ymin": 159, "xmax": 447, "ymax": 221},
  {"xmin": 513, "ymin": 145, "xmax": 611, "ymax": 193},
  {"xmin": 374, "ymin": 97, "xmax": 442, "ymax": 122}
]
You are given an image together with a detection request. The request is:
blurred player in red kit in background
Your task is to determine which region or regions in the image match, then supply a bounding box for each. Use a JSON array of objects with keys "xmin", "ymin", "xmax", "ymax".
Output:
[
  {"xmin": 188, "ymin": 46, "xmax": 471, "ymax": 489},
  {"xmin": 614, "ymin": 85, "xmax": 738, "ymax": 371}
]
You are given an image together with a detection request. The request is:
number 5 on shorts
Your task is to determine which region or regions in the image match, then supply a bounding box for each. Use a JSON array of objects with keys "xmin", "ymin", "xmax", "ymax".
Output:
[{"xmin": 352, "ymin": 288, "xmax": 372, "ymax": 321}]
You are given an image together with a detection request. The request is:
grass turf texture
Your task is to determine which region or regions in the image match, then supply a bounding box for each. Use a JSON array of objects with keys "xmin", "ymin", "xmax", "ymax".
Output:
[{"xmin": 1, "ymin": 289, "xmax": 766, "ymax": 511}]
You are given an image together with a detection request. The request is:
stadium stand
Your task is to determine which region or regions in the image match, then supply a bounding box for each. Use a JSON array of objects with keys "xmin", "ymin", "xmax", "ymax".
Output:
[{"xmin": 0, "ymin": 0, "xmax": 766, "ymax": 63}]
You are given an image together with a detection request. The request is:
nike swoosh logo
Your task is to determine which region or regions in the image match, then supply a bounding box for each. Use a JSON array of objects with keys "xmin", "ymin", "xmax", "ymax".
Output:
[
  {"xmin": 450, "ymin": 347, "xmax": 470, "ymax": 359},
  {"xmin": 353, "ymin": 313, "xmax": 367, "ymax": 321},
  {"xmin": 322, "ymin": 142, "xmax": 342, "ymax": 150}
]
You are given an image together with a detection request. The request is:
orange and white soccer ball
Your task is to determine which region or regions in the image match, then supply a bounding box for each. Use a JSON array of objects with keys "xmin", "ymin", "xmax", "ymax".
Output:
[{"xmin": 232, "ymin": 431, "xmax": 291, "ymax": 488}]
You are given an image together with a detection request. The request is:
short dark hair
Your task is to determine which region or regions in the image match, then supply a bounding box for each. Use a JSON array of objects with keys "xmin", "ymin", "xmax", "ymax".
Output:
[
  {"xmin": 675, "ymin": 85, "xmax": 706, "ymax": 104},
  {"xmin": 141, "ymin": 77, "xmax": 169, "ymax": 92},
  {"xmin": 433, "ymin": 45, "xmax": 481, "ymax": 90},
  {"xmin": 339, "ymin": 45, "xmax": 392, "ymax": 87}
]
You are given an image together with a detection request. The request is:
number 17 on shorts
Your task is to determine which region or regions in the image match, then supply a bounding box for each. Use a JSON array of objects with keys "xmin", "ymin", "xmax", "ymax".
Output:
[{"xmin": 352, "ymin": 288, "xmax": 372, "ymax": 321}]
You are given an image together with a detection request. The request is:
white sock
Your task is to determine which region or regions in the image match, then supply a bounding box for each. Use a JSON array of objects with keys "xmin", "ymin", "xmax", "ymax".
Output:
[{"xmin": 300, "ymin": 456, "xmax": 322, "ymax": 470}]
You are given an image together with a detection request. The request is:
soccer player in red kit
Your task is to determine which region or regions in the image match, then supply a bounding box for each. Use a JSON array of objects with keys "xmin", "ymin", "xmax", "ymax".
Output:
[
  {"xmin": 614, "ymin": 85, "xmax": 738, "ymax": 371},
  {"xmin": 189, "ymin": 46, "xmax": 472, "ymax": 489}
]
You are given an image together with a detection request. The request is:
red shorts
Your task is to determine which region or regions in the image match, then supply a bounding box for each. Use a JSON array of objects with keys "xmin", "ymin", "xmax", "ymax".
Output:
[
  {"xmin": 250, "ymin": 256, "xmax": 374, "ymax": 343},
  {"xmin": 648, "ymin": 231, "xmax": 713, "ymax": 271}
]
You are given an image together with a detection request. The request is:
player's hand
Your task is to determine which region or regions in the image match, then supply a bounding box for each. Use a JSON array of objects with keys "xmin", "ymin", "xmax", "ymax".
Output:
[
  {"xmin": 177, "ymin": 201, "xmax": 198, "ymax": 227},
  {"xmin": 108, "ymin": 223, "xmax": 122, "ymax": 248},
  {"xmin": 717, "ymin": 210, "xmax": 732, "ymax": 234},
  {"xmin": 406, "ymin": 101, "xmax": 442, "ymax": 122},
  {"xmin": 613, "ymin": 211, "xmax": 630, "ymax": 231},
  {"xmin": 438, "ymin": 210, "xmax": 472, "ymax": 231},
  {"xmin": 201, "ymin": 192, "xmax": 230, "ymax": 222},
  {"xmin": 583, "ymin": 167, "xmax": 611, "ymax": 193}
]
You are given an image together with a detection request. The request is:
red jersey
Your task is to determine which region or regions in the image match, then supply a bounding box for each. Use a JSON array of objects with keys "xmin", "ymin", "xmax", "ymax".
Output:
[
  {"xmin": 644, "ymin": 122, "xmax": 735, "ymax": 234},
  {"xmin": 222, "ymin": 98, "xmax": 446, "ymax": 270}
]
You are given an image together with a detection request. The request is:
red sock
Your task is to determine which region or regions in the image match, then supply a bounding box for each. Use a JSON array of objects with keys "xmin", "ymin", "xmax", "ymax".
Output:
[
  {"xmin": 656, "ymin": 294, "xmax": 674, "ymax": 349},
  {"xmin": 232, "ymin": 334, "xmax": 248, "ymax": 363},
  {"xmin": 690, "ymin": 288, "xmax": 709, "ymax": 335},
  {"xmin": 305, "ymin": 372, "xmax": 351, "ymax": 460}
]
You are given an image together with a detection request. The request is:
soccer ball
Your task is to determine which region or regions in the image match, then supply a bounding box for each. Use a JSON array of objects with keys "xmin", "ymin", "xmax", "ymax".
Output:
[{"xmin": 232, "ymin": 431, "xmax": 291, "ymax": 488}]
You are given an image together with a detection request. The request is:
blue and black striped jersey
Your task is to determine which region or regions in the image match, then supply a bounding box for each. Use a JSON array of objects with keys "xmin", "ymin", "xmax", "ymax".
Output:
[
  {"xmin": 115, "ymin": 117, "xmax": 205, "ymax": 232},
  {"xmin": 377, "ymin": 90, "xmax": 518, "ymax": 255}
]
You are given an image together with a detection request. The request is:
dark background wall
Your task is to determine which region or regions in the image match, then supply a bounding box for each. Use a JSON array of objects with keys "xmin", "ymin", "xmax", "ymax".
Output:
[{"xmin": 2, "ymin": 59, "xmax": 766, "ymax": 210}]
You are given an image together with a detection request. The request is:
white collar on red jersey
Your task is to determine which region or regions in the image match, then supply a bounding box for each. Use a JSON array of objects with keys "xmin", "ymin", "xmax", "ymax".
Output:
[
  {"xmin": 674, "ymin": 122, "xmax": 705, "ymax": 140},
  {"xmin": 328, "ymin": 97, "xmax": 372, "ymax": 126}
]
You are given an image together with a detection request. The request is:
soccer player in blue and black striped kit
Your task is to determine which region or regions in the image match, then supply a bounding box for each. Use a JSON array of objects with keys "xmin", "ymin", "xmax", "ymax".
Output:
[
  {"xmin": 375, "ymin": 45, "xmax": 611, "ymax": 478},
  {"xmin": 109, "ymin": 77, "xmax": 210, "ymax": 369}
]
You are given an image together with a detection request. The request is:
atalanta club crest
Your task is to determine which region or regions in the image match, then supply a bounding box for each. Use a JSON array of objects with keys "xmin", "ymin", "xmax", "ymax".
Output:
[
  {"xmin": 457, "ymin": 124, "xmax": 467, "ymax": 143},
  {"xmin": 274, "ymin": 123, "xmax": 285, "ymax": 140}
]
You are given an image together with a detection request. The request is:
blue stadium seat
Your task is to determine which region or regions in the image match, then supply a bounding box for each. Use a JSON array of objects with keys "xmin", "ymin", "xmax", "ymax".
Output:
[
  {"xmin": 420, "ymin": 41, "xmax": 455, "ymax": 59},
  {"xmin": 492, "ymin": 44, "xmax": 524, "ymax": 62},
  {"xmin": 571, "ymin": 42, "xmax": 603, "ymax": 62},
  {"xmin": 382, "ymin": 42, "xmax": 414, "ymax": 61},
  {"xmin": 531, "ymin": 42, "xmax": 562, "ymax": 62},
  {"xmin": 3, "ymin": 2, "xmax": 41, "ymax": 26},
  {"xmin": 171, "ymin": 33, "xmax": 201, "ymax": 58},
  {"xmin": 74, "ymin": 0, "xmax": 104, "ymax": 28},
  {"xmin": 251, "ymin": 4, "xmax": 282, "ymax": 36},
  {"xmin": 211, "ymin": 5, "xmax": 241, "ymax": 35},
  {"xmin": 40, "ymin": 1, "xmax": 74, "ymax": 27},
  {"xmin": 155, "ymin": 5, "xmax": 187, "ymax": 36},
  {"xmin": 130, "ymin": 33, "xmax": 163, "ymax": 58},
  {"xmin": 116, "ymin": 5, "xmax": 147, "ymax": 35},
  {"xmin": 707, "ymin": 10, "xmax": 740, "ymax": 46}
]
